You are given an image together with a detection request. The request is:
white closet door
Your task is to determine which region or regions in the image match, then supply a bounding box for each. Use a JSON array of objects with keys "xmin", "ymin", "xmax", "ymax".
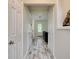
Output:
[
  {"xmin": 8, "ymin": 0, "xmax": 23, "ymax": 59},
  {"xmin": 8, "ymin": 0, "xmax": 16, "ymax": 59}
]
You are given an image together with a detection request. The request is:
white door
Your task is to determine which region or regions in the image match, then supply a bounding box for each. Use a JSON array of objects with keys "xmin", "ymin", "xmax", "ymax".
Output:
[{"xmin": 8, "ymin": 0, "xmax": 23, "ymax": 59}]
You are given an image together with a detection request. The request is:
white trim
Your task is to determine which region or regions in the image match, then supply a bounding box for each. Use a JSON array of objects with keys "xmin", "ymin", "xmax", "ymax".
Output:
[
  {"xmin": 22, "ymin": 1, "xmax": 24, "ymax": 59},
  {"xmin": 57, "ymin": 26, "xmax": 70, "ymax": 30},
  {"xmin": 52, "ymin": 5, "xmax": 56, "ymax": 59},
  {"xmin": 48, "ymin": 5, "xmax": 56, "ymax": 59}
]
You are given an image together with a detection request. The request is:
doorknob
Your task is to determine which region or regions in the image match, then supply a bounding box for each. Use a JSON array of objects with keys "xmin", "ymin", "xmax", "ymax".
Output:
[{"xmin": 8, "ymin": 40, "xmax": 15, "ymax": 45}]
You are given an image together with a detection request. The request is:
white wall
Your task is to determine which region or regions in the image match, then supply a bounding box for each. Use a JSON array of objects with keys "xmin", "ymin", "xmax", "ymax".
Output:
[
  {"xmin": 55, "ymin": 0, "xmax": 70, "ymax": 59},
  {"xmin": 61, "ymin": 0, "xmax": 70, "ymax": 18},
  {"xmin": 55, "ymin": 30, "xmax": 70, "ymax": 59},
  {"xmin": 23, "ymin": 6, "xmax": 32, "ymax": 56},
  {"xmin": 56, "ymin": 0, "xmax": 70, "ymax": 28}
]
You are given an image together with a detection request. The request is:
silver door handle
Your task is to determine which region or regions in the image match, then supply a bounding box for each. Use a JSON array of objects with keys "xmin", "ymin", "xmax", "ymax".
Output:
[{"xmin": 8, "ymin": 40, "xmax": 15, "ymax": 45}]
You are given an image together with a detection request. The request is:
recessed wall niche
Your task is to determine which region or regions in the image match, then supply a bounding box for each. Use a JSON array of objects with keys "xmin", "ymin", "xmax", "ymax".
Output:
[{"xmin": 56, "ymin": 0, "xmax": 70, "ymax": 29}]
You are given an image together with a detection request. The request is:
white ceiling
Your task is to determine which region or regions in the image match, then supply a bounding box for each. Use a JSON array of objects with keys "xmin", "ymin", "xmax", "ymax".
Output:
[{"xmin": 29, "ymin": 6, "xmax": 49, "ymax": 20}]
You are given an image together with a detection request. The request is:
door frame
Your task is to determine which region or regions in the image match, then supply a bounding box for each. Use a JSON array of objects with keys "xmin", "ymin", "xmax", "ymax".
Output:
[{"xmin": 22, "ymin": 3, "xmax": 56, "ymax": 59}]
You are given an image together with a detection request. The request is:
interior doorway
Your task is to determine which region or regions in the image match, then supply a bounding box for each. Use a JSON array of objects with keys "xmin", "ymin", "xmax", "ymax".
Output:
[
  {"xmin": 23, "ymin": 4, "xmax": 55, "ymax": 59},
  {"xmin": 29, "ymin": 6, "xmax": 48, "ymax": 44}
]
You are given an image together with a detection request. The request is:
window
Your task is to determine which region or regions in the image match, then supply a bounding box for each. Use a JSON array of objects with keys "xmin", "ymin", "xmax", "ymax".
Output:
[{"xmin": 38, "ymin": 24, "xmax": 42, "ymax": 32}]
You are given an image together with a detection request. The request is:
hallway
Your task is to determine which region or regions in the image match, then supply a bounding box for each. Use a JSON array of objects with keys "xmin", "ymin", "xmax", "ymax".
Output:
[
  {"xmin": 23, "ymin": 5, "xmax": 55, "ymax": 59},
  {"xmin": 8, "ymin": 0, "xmax": 70, "ymax": 59}
]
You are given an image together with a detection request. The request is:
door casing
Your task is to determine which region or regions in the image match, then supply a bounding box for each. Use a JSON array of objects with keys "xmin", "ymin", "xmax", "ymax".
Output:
[{"xmin": 23, "ymin": 3, "xmax": 56, "ymax": 59}]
